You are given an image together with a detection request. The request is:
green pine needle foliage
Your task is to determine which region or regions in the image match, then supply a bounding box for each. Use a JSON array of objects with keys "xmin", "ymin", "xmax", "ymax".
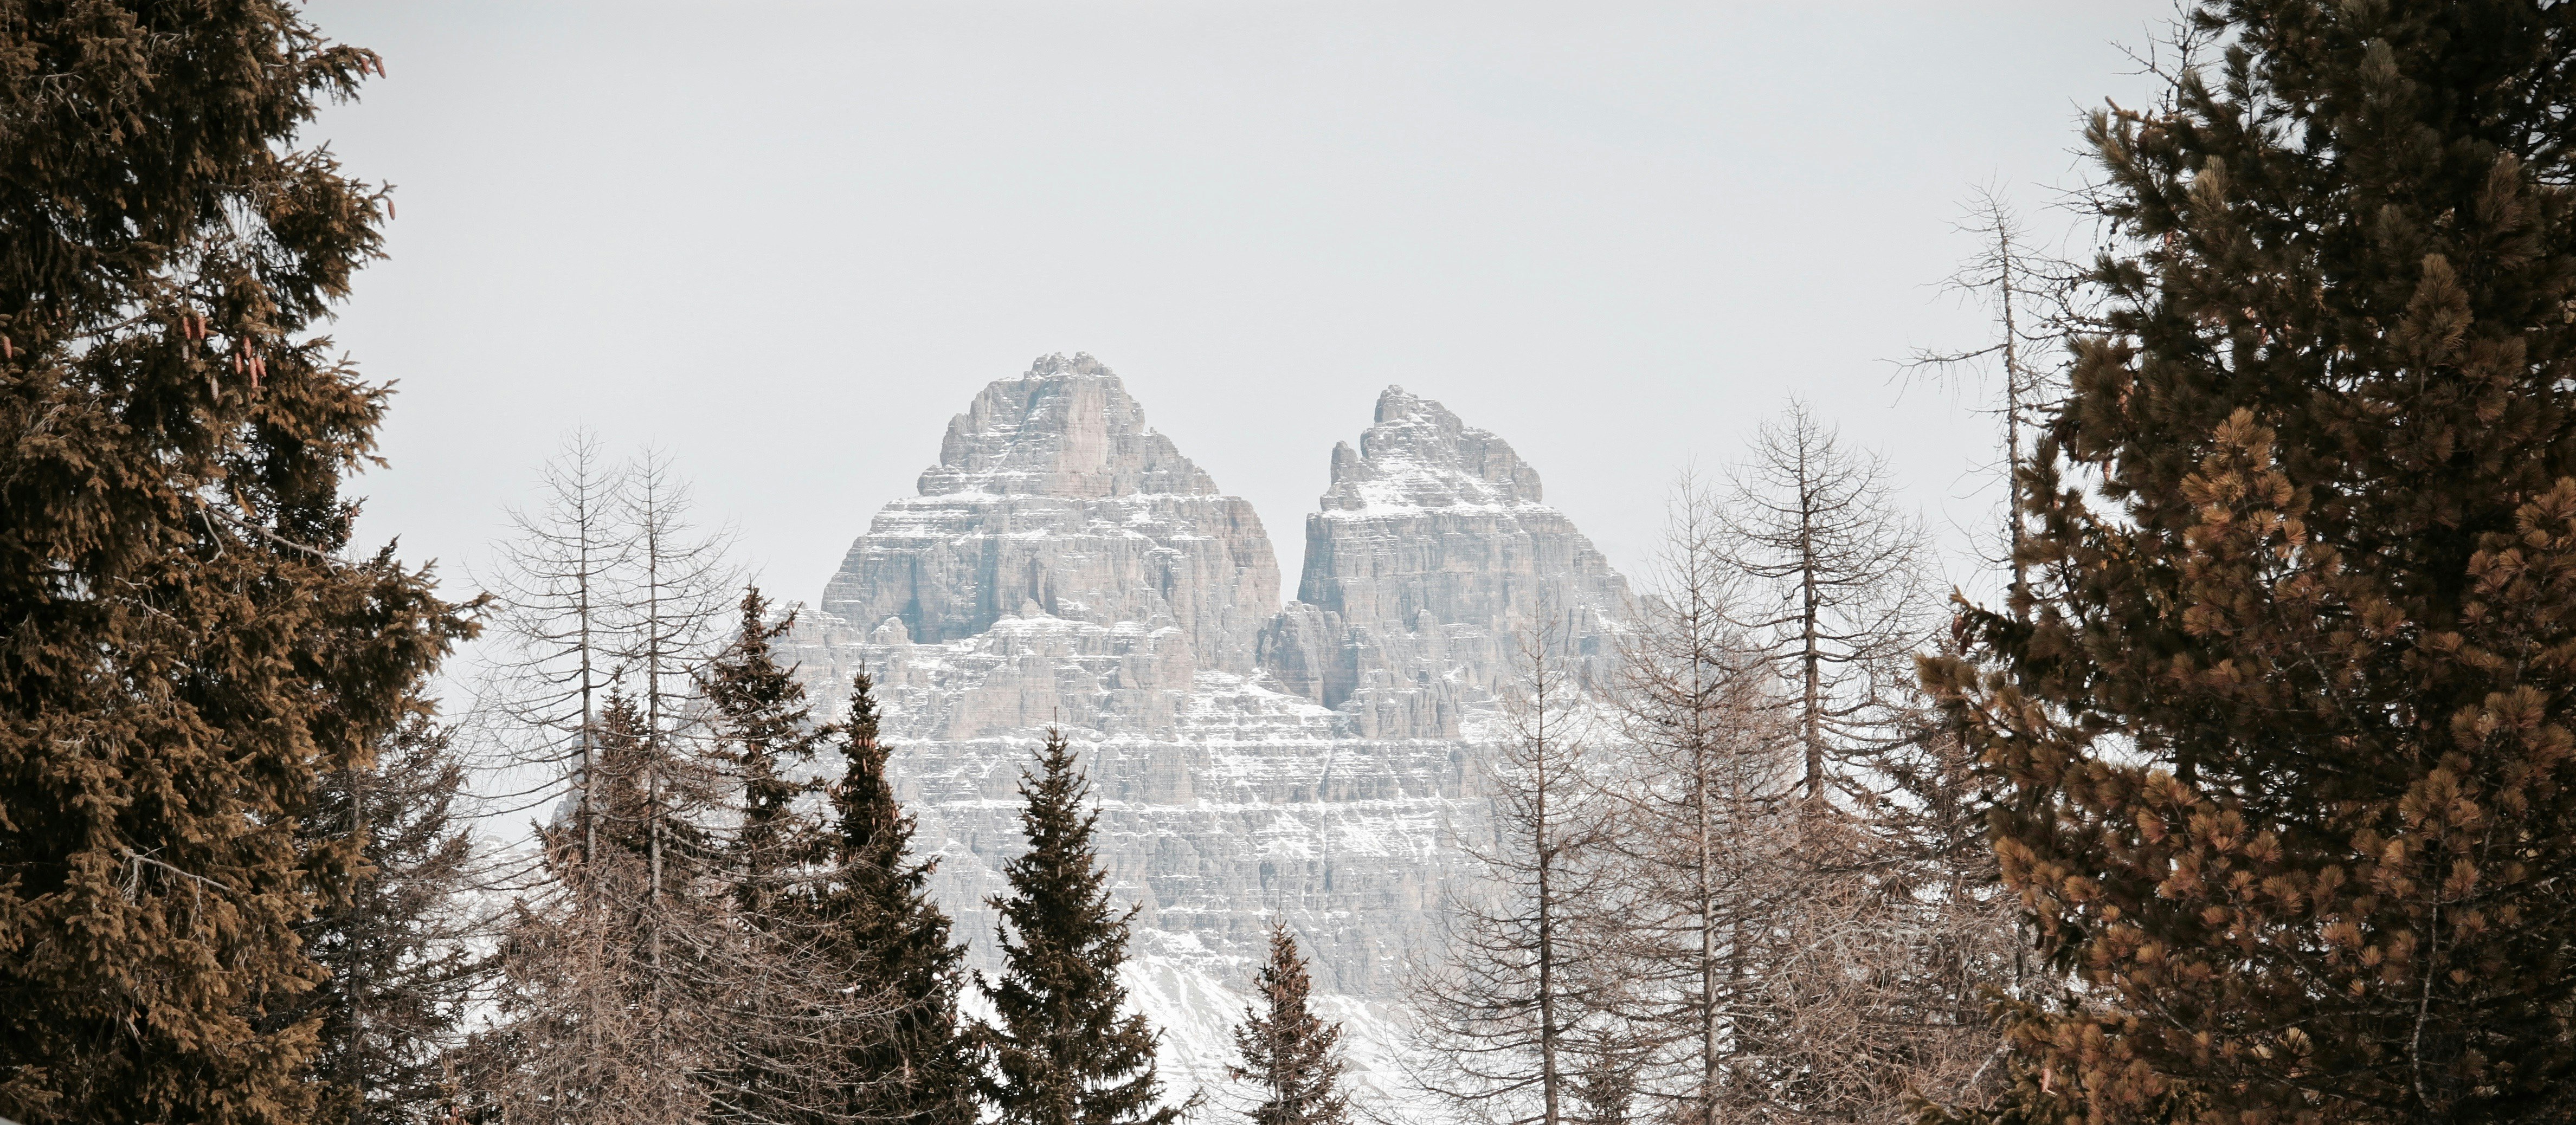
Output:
[
  {"xmin": 980, "ymin": 729, "xmax": 1177, "ymax": 1125},
  {"xmin": 1228, "ymin": 922, "xmax": 1351, "ymax": 1125},
  {"xmin": 812, "ymin": 671, "xmax": 981, "ymax": 1123},
  {"xmin": 284, "ymin": 711, "xmax": 482, "ymax": 1125},
  {"xmin": 0, "ymin": 4, "xmax": 468, "ymax": 1122},
  {"xmin": 706, "ymin": 586, "xmax": 833, "ymax": 921},
  {"xmin": 1923, "ymin": 2, "xmax": 2576, "ymax": 1121}
]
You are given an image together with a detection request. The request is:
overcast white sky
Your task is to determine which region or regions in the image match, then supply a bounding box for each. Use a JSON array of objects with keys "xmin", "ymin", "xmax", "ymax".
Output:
[{"xmin": 306, "ymin": 1, "xmax": 2175, "ymax": 619}]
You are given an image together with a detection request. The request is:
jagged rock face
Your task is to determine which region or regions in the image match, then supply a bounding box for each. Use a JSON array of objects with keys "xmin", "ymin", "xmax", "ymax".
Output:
[
  {"xmin": 819, "ymin": 353, "xmax": 1277, "ymax": 686},
  {"xmin": 1261, "ymin": 386, "xmax": 1633, "ymax": 739},
  {"xmin": 919, "ymin": 353, "xmax": 1220, "ymax": 499},
  {"xmin": 786, "ymin": 357, "xmax": 1632, "ymax": 1104},
  {"xmin": 1318, "ymin": 385, "xmax": 1544, "ymax": 513}
]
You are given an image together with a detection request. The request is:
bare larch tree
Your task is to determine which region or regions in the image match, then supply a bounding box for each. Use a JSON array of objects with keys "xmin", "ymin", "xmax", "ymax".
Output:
[
  {"xmin": 1587, "ymin": 452, "xmax": 2011, "ymax": 1125},
  {"xmin": 613, "ymin": 447, "xmax": 736, "ymax": 982},
  {"xmin": 476, "ymin": 431, "xmax": 629, "ymax": 857},
  {"xmin": 1721, "ymin": 403, "xmax": 1934, "ymax": 811},
  {"xmin": 1599, "ymin": 477, "xmax": 1803, "ymax": 1124},
  {"xmin": 1411, "ymin": 613, "xmax": 1623, "ymax": 1125},
  {"xmin": 1899, "ymin": 186, "xmax": 2076, "ymax": 613}
]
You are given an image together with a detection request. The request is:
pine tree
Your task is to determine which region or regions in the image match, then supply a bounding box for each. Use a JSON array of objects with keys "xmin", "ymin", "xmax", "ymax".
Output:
[
  {"xmin": 1922, "ymin": 3, "xmax": 2576, "ymax": 1119},
  {"xmin": 700, "ymin": 586, "xmax": 842, "ymax": 1122},
  {"xmin": 1227, "ymin": 922, "xmax": 1351, "ymax": 1125},
  {"xmin": 704, "ymin": 586, "xmax": 832, "ymax": 922},
  {"xmin": 0, "ymin": 7, "xmax": 467, "ymax": 1122},
  {"xmin": 288, "ymin": 711, "xmax": 484, "ymax": 1125},
  {"xmin": 981, "ymin": 729, "xmax": 1177, "ymax": 1125},
  {"xmin": 818, "ymin": 671, "xmax": 979, "ymax": 1123}
]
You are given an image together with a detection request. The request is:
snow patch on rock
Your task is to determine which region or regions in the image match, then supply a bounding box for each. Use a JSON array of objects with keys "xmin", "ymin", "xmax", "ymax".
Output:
[{"xmin": 784, "ymin": 356, "xmax": 1632, "ymax": 1117}]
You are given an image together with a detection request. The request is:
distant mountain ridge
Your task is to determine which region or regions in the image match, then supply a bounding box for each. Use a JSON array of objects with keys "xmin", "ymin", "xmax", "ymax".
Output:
[{"xmin": 781, "ymin": 353, "xmax": 1632, "ymax": 1105}]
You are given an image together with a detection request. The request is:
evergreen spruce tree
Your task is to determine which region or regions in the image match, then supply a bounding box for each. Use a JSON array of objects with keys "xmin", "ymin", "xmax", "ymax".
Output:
[
  {"xmin": 588, "ymin": 688, "xmax": 657, "ymax": 864},
  {"xmin": 981, "ymin": 729, "xmax": 1178, "ymax": 1125},
  {"xmin": 1922, "ymin": 3, "xmax": 2576, "ymax": 1120},
  {"xmin": 818, "ymin": 671, "xmax": 980, "ymax": 1123},
  {"xmin": 289, "ymin": 710, "xmax": 483, "ymax": 1125},
  {"xmin": 1227, "ymin": 922, "xmax": 1351, "ymax": 1125},
  {"xmin": 701, "ymin": 586, "xmax": 839, "ymax": 1121},
  {"xmin": 590, "ymin": 686, "xmax": 705, "ymax": 897},
  {"xmin": 0, "ymin": 6, "xmax": 466, "ymax": 1122},
  {"xmin": 704, "ymin": 586, "xmax": 832, "ymax": 921}
]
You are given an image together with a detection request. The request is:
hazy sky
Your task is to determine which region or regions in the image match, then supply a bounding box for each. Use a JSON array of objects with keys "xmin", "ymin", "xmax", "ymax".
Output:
[{"xmin": 306, "ymin": 1, "xmax": 2175, "ymax": 618}]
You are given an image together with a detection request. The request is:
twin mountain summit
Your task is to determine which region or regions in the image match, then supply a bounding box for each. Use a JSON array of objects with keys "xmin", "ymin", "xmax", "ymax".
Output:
[{"xmin": 771, "ymin": 352, "xmax": 1635, "ymax": 1090}]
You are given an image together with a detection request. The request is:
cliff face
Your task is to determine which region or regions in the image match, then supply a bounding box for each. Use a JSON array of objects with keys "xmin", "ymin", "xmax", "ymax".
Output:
[
  {"xmin": 819, "ymin": 353, "xmax": 1277, "ymax": 682},
  {"xmin": 784, "ymin": 355, "xmax": 1630, "ymax": 1101},
  {"xmin": 1260, "ymin": 386, "xmax": 1632, "ymax": 739}
]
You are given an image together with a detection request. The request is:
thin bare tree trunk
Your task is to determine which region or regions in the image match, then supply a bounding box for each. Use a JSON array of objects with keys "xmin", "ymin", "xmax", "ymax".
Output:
[
  {"xmin": 1722, "ymin": 403, "xmax": 1929, "ymax": 814},
  {"xmin": 1409, "ymin": 611, "xmax": 1617, "ymax": 1125},
  {"xmin": 1798, "ymin": 442, "xmax": 1823, "ymax": 807},
  {"xmin": 1534, "ymin": 660, "xmax": 1570, "ymax": 1125},
  {"xmin": 1898, "ymin": 186, "xmax": 2076, "ymax": 618}
]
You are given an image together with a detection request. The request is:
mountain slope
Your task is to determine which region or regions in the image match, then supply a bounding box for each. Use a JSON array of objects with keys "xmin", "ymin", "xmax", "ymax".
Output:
[{"xmin": 784, "ymin": 354, "xmax": 1631, "ymax": 1112}]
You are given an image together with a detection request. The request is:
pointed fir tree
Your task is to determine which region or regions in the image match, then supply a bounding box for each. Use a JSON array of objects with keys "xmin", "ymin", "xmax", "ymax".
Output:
[
  {"xmin": 816, "ymin": 671, "xmax": 980, "ymax": 1124},
  {"xmin": 590, "ymin": 686, "xmax": 704, "ymax": 893},
  {"xmin": 704, "ymin": 586, "xmax": 833, "ymax": 922},
  {"xmin": 701, "ymin": 586, "xmax": 843, "ymax": 1121},
  {"xmin": 1922, "ymin": 2, "xmax": 2576, "ymax": 1119},
  {"xmin": 981, "ymin": 729, "xmax": 1177, "ymax": 1125},
  {"xmin": 1227, "ymin": 922, "xmax": 1351, "ymax": 1125},
  {"xmin": 0, "ymin": 6, "xmax": 468, "ymax": 1122},
  {"xmin": 285, "ymin": 710, "xmax": 483, "ymax": 1125}
]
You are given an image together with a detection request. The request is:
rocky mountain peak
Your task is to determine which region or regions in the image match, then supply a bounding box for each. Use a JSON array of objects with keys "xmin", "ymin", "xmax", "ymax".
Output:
[
  {"xmin": 917, "ymin": 352, "xmax": 1216, "ymax": 499},
  {"xmin": 1323, "ymin": 385, "xmax": 1544, "ymax": 512},
  {"xmin": 823, "ymin": 353, "xmax": 1277, "ymax": 662},
  {"xmin": 794, "ymin": 365, "xmax": 1637, "ymax": 1109}
]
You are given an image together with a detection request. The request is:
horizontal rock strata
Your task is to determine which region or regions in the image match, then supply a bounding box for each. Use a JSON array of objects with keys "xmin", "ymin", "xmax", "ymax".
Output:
[{"xmin": 783, "ymin": 354, "xmax": 1631, "ymax": 1101}]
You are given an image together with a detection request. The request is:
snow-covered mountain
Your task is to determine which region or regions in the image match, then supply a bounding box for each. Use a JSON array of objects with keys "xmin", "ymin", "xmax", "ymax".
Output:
[{"xmin": 782, "ymin": 353, "xmax": 1632, "ymax": 1114}]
